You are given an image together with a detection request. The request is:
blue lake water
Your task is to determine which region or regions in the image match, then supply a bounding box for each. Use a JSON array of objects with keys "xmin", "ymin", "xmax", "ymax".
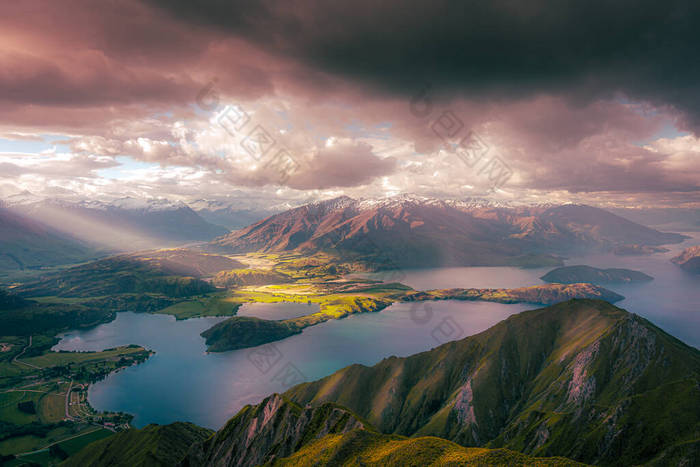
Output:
[
  {"xmin": 52, "ymin": 231, "xmax": 700, "ymax": 429},
  {"xmin": 563, "ymin": 232, "xmax": 700, "ymax": 348},
  {"xmin": 53, "ymin": 301, "xmax": 530, "ymax": 429}
]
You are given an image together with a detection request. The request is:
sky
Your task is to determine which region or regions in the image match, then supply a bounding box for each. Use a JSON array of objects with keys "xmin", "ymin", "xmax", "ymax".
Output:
[{"xmin": 1, "ymin": 0, "xmax": 700, "ymax": 209}]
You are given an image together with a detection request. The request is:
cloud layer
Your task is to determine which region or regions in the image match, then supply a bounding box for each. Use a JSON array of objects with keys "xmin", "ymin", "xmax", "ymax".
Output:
[{"xmin": 1, "ymin": 0, "xmax": 699, "ymax": 208}]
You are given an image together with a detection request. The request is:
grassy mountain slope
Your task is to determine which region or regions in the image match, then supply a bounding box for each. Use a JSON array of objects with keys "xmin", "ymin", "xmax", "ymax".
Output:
[
  {"xmin": 63, "ymin": 395, "xmax": 584, "ymax": 467},
  {"xmin": 285, "ymin": 299, "xmax": 700, "ymax": 466},
  {"xmin": 266, "ymin": 429, "xmax": 586, "ymax": 466},
  {"xmin": 58, "ymin": 300, "xmax": 698, "ymax": 466},
  {"xmin": 15, "ymin": 254, "xmax": 217, "ymax": 298},
  {"xmin": 212, "ymin": 268, "xmax": 291, "ymax": 287},
  {"xmin": 61, "ymin": 422, "xmax": 212, "ymax": 467},
  {"xmin": 0, "ymin": 287, "xmax": 28, "ymax": 308}
]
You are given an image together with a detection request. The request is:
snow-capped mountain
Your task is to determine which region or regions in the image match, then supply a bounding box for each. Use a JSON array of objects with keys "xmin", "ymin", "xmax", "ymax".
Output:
[{"xmin": 210, "ymin": 195, "xmax": 687, "ymax": 268}]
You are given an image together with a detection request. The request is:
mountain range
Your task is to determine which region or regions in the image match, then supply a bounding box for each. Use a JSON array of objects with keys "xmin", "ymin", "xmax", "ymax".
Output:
[
  {"xmin": 0, "ymin": 205, "xmax": 101, "ymax": 272},
  {"xmin": 3, "ymin": 194, "xmax": 686, "ymax": 273},
  {"xmin": 210, "ymin": 196, "xmax": 686, "ymax": 268},
  {"xmin": 3, "ymin": 195, "xmax": 229, "ymax": 253},
  {"xmin": 60, "ymin": 300, "xmax": 700, "ymax": 466},
  {"xmin": 0, "ymin": 196, "xmax": 235, "ymax": 274},
  {"xmin": 14, "ymin": 249, "xmax": 244, "ymax": 298}
]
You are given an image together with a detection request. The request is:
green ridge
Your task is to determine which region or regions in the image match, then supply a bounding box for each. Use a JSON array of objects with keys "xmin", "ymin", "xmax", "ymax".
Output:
[{"xmin": 61, "ymin": 422, "xmax": 212, "ymax": 467}]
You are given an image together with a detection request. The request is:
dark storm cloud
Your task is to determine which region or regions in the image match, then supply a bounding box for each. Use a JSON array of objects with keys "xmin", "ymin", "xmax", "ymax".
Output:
[
  {"xmin": 148, "ymin": 0, "xmax": 700, "ymax": 128},
  {"xmin": 1, "ymin": 0, "xmax": 699, "ymax": 205}
]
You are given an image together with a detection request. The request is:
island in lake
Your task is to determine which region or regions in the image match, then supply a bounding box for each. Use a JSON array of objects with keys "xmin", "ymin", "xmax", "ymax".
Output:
[
  {"xmin": 541, "ymin": 265, "xmax": 654, "ymax": 285},
  {"xmin": 613, "ymin": 244, "xmax": 671, "ymax": 256},
  {"xmin": 200, "ymin": 282, "xmax": 623, "ymax": 352}
]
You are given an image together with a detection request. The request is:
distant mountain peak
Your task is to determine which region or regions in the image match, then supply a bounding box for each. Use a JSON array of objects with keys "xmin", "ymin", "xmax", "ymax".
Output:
[
  {"xmin": 107, "ymin": 197, "xmax": 189, "ymax": 212},
  {"xmin": 307, "ymin": 195, "xmax": 357, "ymax": 211},
  {"xmin": 210, "ymin": 195, "xmax": 687, "ymax": 267}
]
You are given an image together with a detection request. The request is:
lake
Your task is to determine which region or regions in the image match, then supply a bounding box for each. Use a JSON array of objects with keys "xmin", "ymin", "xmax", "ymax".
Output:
[
  {"xmin": 53, "ymin": 301, "xmax": 530, "ymax": 429},
  {"xmin": 52, "ymin": 231, "xmax": 699, "ymax": 429},
  {"xmin": 563, "ymin": 232, "xmax": 700, "ymax": 348},
  {"xmin": 391, "ymin": 232, "xmax": 700, "ymax": 348}
]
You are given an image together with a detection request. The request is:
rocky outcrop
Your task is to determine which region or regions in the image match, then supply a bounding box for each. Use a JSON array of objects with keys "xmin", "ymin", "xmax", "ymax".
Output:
[
  {"xmin": 181, "ymin": 394, "xmax": 367, "ymax": 467},
  {"xmin": 671, "ymin": 245, "xmax": 700, "ymax": 273}
]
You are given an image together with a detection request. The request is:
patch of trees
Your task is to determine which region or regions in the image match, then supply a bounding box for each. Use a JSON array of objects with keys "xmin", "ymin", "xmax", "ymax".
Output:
[
  {"xmin": 0, "ymin": 421, "xmax": 71, "ymax": 441},
  {"xmin": 42, "ymin": 365, "xmax": 71, "ymax": 378},
  {"xmin": 139, "ymin": 276, "xmax": 215, "ymax": 297},
  {"xmin": 0, "ymin": 288, "xmax": 28, "ymax": 309},
  {"xmin": 49, "ymin": 444, "xmax": 69, "ymax": 460},
  {"xmin": 0, "ymin": 303, "xmax": 115, "ymax": 336},
  {"xmin": 17, "ymin": 400, "xmax": 36, "ymax": 414}
]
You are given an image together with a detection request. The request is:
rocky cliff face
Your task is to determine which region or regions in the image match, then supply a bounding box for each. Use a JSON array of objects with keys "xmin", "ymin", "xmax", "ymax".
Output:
[
  {"xmin": 285, "ymin": 299, "xmax": 700, "ymax": 466},
  {"xmin": 182, "ymin": 394, "xmax": 367, "ymax": 467}
]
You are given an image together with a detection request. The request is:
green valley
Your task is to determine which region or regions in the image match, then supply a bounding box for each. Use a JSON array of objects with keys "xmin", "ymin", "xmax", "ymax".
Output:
[{"xmin": 4, "ymin": 248, "xmax": 627, "ymax": 355}]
